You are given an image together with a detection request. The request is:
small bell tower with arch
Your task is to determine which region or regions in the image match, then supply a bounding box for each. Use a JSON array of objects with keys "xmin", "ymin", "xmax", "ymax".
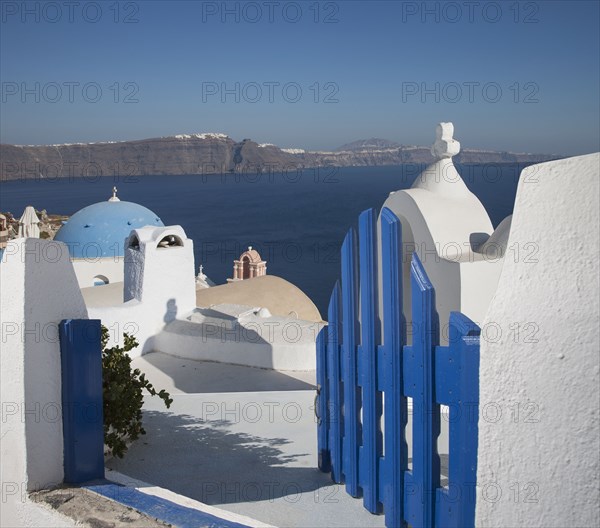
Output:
[{"xmin": 230, "ymin": 246, "xmax": 267, "ymax": 281}]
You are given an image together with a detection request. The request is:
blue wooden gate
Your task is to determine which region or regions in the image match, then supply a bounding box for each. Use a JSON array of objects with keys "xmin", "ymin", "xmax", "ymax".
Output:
[{"xmin": 316, "ymin": 207, "xmax": 480, "ymax": 528}]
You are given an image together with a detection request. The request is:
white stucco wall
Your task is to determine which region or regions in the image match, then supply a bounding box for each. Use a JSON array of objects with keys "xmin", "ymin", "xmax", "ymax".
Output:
[
  {"xmin": 88, "ymin": 301, "xmax": 161, "ymax": 356},
  {"xmin": 476, "ymin": 153, "xmax": 600, "ymax": 527},
  {"xmin": 72, "ymin": 256, "xmax": 124, "ymax": 288},
  {"xmin": 1, "ymin": 238, "xmax": 88, "ymax": 527},
  {"xmin": 1, "ymin": 497, "xmax": 77, "ymax": 528}
]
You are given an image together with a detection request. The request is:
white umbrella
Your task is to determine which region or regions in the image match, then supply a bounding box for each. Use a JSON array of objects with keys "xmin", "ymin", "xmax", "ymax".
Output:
[{"xmin": 18, "ymin": 206, "xmax": 41, "ymax": 238}]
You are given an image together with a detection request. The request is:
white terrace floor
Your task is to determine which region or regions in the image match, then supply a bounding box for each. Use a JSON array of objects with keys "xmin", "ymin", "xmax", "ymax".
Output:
[{"xmin": 105, "ymin": 352, "xmax": 386, "ymax": 528}]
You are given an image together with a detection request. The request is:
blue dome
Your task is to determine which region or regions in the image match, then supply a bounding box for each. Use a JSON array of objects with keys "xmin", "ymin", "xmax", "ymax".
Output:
[{"xmin": 55, "ymin": 200, "xmax": 164, "ymax": 259}]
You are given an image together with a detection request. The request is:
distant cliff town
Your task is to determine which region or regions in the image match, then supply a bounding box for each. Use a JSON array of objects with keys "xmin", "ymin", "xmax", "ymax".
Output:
[{"xmin": 0, "ymin": 133, "xmax": 560, "ymax": 181}]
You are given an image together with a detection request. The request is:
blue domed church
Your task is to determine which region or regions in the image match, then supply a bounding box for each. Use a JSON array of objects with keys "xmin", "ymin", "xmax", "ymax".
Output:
[{"xmin": 55, "ymin": 188, "xmax": 164, "ymax": 287}]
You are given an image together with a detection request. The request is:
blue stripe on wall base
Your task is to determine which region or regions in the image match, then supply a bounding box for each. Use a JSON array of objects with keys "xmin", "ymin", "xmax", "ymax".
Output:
[{"xmin": 85, "ymin": 482, "xmax": 253, "ymax": 528}]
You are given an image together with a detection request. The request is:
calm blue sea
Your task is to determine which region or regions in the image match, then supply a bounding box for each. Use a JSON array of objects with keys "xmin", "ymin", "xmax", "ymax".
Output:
[{"xmin": 0, "ymin": 164, "xmax": 529, "ymax": 315}]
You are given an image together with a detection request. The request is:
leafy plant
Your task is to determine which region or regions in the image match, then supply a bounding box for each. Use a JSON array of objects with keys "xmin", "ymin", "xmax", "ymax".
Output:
[{"xmin": 101, "ymin": 326, "xmax": 173, "ymax": 458}]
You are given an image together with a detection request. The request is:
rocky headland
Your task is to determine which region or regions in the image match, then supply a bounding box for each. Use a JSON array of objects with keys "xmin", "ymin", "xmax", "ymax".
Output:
[{"xmin": 0, "ymin": 133, "xmax": 560, "ymax": 181}]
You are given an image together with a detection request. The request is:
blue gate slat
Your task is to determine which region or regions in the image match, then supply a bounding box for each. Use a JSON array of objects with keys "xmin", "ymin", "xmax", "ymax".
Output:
[
  {"xmin": 327, "ymin": 282, "xmax": 344, "ymax": 483},
  {"xmin": 316, "ymin": 326, "xmax": 331, "ymax": 473},
  {"xmin": 380, "ymin": 207, "xmax": 408, "ymax": 528},
  {"xmin": 358, "ymin": 208, "xmax": 383, "ymax": 514},
  {"xmin": 376, "ymin": 345, "xmax": 387, "ymax": 392},
  {"xmin": 403, "ymin": 345, "xmax": 417, "ymax": 399},
  {"xmin": 408, "ymin": 254, "xmax": 440, "ymax": 528},
  {"xmin": 403, "ymin": 470, "xmax": 416, "ymax": 523},
  {"xmin": 341, "ymin": 228, "xmax": 362, "ymax": 497},
  {"xmin": 434, "ymin": 345, "xmax": 454, "ymax": 404}
]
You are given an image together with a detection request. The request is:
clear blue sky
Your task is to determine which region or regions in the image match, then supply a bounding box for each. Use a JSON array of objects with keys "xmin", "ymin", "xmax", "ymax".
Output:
[{"xmin": 1, "ymin": 0, "xmax": 598, "ymax": 154}]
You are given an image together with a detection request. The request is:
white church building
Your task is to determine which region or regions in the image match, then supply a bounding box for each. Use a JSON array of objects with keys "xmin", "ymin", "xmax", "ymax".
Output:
[{"xmin": 54, "ymin": 187, "xmax": 165, "ymax": 287}]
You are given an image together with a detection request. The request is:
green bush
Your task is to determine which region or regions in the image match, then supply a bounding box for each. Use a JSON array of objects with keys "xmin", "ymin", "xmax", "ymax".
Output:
[{"xmin": 101, "ymin": 326, "xmax": 173, "ymax": 458}]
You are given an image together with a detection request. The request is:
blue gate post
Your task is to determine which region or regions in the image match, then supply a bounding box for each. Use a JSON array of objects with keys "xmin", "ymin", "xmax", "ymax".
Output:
[
  {"xmin": 435, "ymin": 312, "xmax": 480, "ymax": 528},
  {"xmin": 450, "ymin": 315, "xmax": 480, "ymax": 528},
  {"xmin": 341, "ymin": 228, "xmax": 361, "ymax": 497},
  {"xmin": 380, "ymin": 208, "xmax": 408, "ymax": 528},
  {"xmin": 59, "ymin": 319, "xmax": 105, "ymax": 483}
]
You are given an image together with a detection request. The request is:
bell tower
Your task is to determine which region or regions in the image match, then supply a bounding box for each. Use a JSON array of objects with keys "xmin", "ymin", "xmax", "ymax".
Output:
[
  {"xmin": 230, "ymin": 246, "xmax": 267, "ymax": 281},
  {"xmin": 124, "ymin": 225, "xmax": 196, "ymax": 317}
]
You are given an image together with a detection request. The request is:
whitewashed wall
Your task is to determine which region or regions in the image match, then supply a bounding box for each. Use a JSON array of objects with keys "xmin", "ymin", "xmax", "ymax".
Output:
[
  {"xmin": 476, "ymin": 153, "xmax": 600, "ymax": 527},
  {"xmin": 1, "ymin": 239, "xmax": 88, "ymax": 527},
  {"xmin": 72, "ymin": 256, "xmax": 124, "ymax": 288}
]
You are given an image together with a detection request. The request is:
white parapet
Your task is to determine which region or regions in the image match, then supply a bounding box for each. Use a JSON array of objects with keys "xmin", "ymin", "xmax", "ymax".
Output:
[
  {"xmin": 154, "ymin": 303, "xmax": 324, "ymax": 371},
  {"xmin": 0, "ymin": 238, "xmax": 88, "ymax": 526},
  {"xmin": 71, "ymin": 256, "xmax": 125, "ymax": 288},
  {"xmin": 476, "ymin": 153, "xmax": 600, "ymax": 527}
]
